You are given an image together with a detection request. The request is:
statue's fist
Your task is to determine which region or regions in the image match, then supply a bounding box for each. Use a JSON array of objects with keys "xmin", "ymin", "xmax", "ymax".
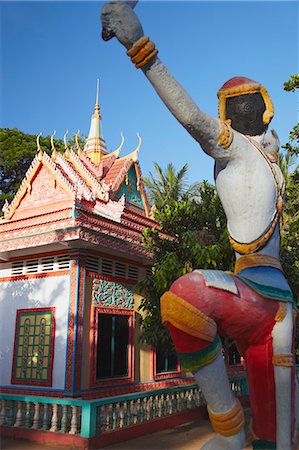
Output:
[{"xmin": 101, "ymin": 1, "xmax": 144, "ymax": 49}]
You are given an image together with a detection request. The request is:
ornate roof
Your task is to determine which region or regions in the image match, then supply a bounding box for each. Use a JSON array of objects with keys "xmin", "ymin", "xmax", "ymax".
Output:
[{"xmin": 0, "ymin": 88, "xmax": 158, "ymax": 261}]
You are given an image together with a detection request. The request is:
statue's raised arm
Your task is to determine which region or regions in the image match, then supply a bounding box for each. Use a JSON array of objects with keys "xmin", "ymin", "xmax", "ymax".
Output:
[{"xmin": 101, "ymin": 1, "xmax": 234, "ymax": 160}]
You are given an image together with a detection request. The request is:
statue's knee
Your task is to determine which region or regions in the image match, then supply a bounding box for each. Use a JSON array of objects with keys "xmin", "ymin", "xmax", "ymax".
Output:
[
  {"xmin": 169, "ymin": 270, "xmax": 204, "ymax": 298},
  {"xmin": 178, "ymin": 335, "xmax": 222, "ymax": 373},
  {"xmin": 160, "ymin": 289, "xmax": 217, "ymax": 342}
]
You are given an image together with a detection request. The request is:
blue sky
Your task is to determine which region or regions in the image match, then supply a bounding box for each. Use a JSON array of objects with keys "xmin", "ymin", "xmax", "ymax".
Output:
[{"xmin": 1, "ymin": 1, "xmax": 298, "ymax": 184}]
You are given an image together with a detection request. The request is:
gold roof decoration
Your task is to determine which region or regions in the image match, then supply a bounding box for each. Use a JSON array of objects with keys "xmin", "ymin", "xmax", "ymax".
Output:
[
  {"xmin": 51, "ymin": 130, "xmax": 58, "ymax": 160},
  {"xmin": 75, "ymin": 130, "xmax": 83, "ymax": 156},
  {"xmin": 118, "ymin": 132, "xmax": 141, "ymax": 162},
  {"xmin": 102, "ymin": 132, "xmax": 125, "ymax": 160},
  {"xmin": 36, "ymin": 132, "xmax": 43, "ymax": 159}
]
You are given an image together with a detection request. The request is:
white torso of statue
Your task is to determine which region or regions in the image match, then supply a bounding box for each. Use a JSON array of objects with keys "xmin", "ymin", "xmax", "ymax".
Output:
[{"xmin": 214, "ymin": 132, "xmax": 284, "ymax": 260}]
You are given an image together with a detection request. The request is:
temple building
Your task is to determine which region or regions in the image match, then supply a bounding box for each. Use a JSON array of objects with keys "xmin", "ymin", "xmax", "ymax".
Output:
[{"xmin": 0, "ymin": 85, "xmax": 248, "ymax": 448}]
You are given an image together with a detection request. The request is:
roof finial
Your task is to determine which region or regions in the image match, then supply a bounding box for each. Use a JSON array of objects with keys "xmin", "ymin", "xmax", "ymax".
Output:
[
  {"xmin": 64, "ymin": 130, "xmax": 70, "ymax": 156},
  {"xmin": 75, "ymin": 129, "xmax": 82, "ymax": 155},
  {"xmin": 96, "ymin": 79, "xmax": 100, "ymax": 106},
  {"xmin": 51, "ymin": 130, "xmax": 58, "ymax": 160},
  {"xmin": 135, "ymin": 132, "xmax": 142, "ymax": 153},
  {"xmin": 51, "ymin": 130, "xmax": 57, "ymax": 151},
  {"xmin": 94, "ymin": 79, "xmax": 100, "ymax": 115},
  {"xmin": 36, "ymin": 132, "xmax": 43, "ymax": 159}
]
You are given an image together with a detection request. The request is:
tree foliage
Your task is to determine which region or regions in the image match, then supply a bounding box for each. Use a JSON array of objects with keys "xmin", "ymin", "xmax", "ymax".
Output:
[
  {"xmin": 282, "ymin": 74, "xmax": 299, "ymax": 156},
  {"xmin": 144, "ymin": 162, "xmax": 201, "ymax": 212},
  {"xmin": 139, "ymin": 163, "xmax": 233, "ymax": 350},
  {"xmin": 280, "ymin": 75, "xmax": 299, "ymax": 358},
  {"xmin": 0, "ymin": 128, "xmax": 85, "ymax": 211}
]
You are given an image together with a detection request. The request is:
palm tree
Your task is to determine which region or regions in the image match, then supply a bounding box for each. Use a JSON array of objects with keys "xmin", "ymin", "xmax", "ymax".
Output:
[
  {"xmin": 144, "ymin": 162, "xmax": 200, "ymax": 208},
  {"xmin": 278, "ymin": 150, "xmax": 298, "ymax": 189}
]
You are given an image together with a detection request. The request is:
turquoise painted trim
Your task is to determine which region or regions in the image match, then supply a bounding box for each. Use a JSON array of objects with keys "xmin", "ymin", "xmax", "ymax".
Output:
[
  {"xmin": 0, "ymin": 377, "xmax": 249, "ymax": 407},
  {"xmin": 238, "ymin": 275, "xmax": 294, "ymax": 303},
  {"xmin": 80, "ymin": 402, "xmax": 97, "ymax": 438},
  {"xmin": 252, "ymin": 439, "xmax": 276, "ymax": 449},
  {"xmin": 177, "ymin": 336, "xmax": 222, "ymax": 372},
  {"xmin": 115, "ymin": 167, "xmax": 144, "ymax": 209},
  {"xmin": 0, "ymin": 386, "xmax": 64, "ymax": 392},
  {"xmin": 79, "ymin": 265, "xmax": 86, "ymax": 392}
]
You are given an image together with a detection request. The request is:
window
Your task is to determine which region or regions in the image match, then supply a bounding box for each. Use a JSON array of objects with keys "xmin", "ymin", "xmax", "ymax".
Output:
[
  {"xmin": 228, "ymin": 342, "xmax": 241, "ymax": 366},
  {"xmin": 96, "ymin": 314, "xmax": 129, "ymax": 379},
  {"xmin": 92, "ymin": 308, "xmax": 134, "ymax": 385},
  {"xmin": 156, "ymin": 348, "xmax": 178, "ymax": 374},
  {"xmin": 12, "ymin": 308, "xmax": 55, "ymax": 386}
]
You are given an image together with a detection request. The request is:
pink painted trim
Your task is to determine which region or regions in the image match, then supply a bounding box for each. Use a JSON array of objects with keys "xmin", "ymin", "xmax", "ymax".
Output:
[{"xmin": 11, "ymin": 307, "xmax": 56, "ymax": 387}]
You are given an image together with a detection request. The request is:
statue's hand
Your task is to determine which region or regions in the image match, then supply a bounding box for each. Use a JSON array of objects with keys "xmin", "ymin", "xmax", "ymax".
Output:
[{"xmin": 101, "ymin": 1, "xmax": 144, "ymax": 49}]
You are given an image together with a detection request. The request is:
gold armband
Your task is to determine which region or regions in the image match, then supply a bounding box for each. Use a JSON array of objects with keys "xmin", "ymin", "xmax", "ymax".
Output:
[
  {"xmin": 217, "ymin": 119, "xmax": 233, "ymax": 149},
  {"xmin": 207, "ymin": 399, "xmax": 245, "ymax": 437},
  {"xmin": 274, "ymin": 302, "xmax": 287, "ymax": 322},
  {"xmin": 272, "ymin": 353, "xmax": 295, "ymax": 368},
  {"xmin": 127, "ymin": 36, "xmax": 158, "ymax": 69}
]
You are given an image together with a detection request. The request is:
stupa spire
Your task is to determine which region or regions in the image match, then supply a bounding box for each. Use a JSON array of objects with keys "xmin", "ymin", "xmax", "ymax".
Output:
[{"xmin": 84, "ymin": 79, "xmax": 107, "ymax": 164}]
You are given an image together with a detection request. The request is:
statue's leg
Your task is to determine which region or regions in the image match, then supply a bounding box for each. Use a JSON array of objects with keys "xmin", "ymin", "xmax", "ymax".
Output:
[
  {"xmin": 271, "ymin": 303, "xmax": 295, "ymax": 450},
  {"xmin": 166, "ymin": 322, "xmax": 245, "ymax": 450},
  {"xmin": 193, "ymin": 353, "xmax": 246, "ymax": 450},
  {"xmin": 161, "ymin": 272, "xmax": 246, "ymax": 450},
  {"xmin": 161, "ymin": 270, "xmax": 281, "ymax": 449}
]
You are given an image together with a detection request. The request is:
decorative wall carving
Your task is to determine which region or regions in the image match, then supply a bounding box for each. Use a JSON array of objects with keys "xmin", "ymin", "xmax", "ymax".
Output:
[{"xmin": 92, "ymin": 279, "xmax": 134, "ymax": 308}]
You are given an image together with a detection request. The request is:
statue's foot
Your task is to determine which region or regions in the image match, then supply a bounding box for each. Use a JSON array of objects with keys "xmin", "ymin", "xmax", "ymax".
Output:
[{"xmin": 201, "ymin": 429, "xmax": 246, "ymax": 450}]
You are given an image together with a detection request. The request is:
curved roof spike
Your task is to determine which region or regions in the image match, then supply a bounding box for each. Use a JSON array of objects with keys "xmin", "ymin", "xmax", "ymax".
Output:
[
  {"xmin": 102, "ymin": 131, "xmax": 125, "ymax": 160},
  {"xmin": 134, "ymin": 132, "xmax": 142, "ymax": 153},
  {"xmin": 50, "ymin": 130, "xmax": 57, "ymax": 151},
  {"xmin": 64, "ymin": 130, "xmax": 69, "ymax": 150},
  {"xmin": 36, "ymin": 132, "xmax": 42, "ymax": 152},
  {"xmin": 75, "ymin": 129, "xmax": 82, "ymax": 153},
  {"xmin": 117, "ymin": 132, "xmax": 142, "ymax": 162},
  {"xmin": 115, "ymin": 131, "xmax": 125, "ymax": 152}
]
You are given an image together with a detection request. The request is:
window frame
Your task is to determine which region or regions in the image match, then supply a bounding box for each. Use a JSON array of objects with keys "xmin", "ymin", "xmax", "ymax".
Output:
[
  {"xmin": 153, "ymin": 347, "xmax": 181, "ymax": 381},
  {"xmin": 90, "ymin": 306, "xmax": 135, "ymax": 388},
  {"xmin": 11, "ymin": 307, "xmax": 56, "ymax": 387}
]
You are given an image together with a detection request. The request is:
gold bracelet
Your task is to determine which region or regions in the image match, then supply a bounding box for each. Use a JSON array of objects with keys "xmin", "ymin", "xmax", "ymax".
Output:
[{"xmin": 127, "ymin": 36, "xmax": 158, "ymax": 68}]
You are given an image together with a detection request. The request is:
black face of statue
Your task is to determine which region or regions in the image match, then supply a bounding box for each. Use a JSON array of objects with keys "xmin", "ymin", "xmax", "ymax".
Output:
[{"xmin": 225, "ymin": 93, "xmax": 267, "ymax": 136}]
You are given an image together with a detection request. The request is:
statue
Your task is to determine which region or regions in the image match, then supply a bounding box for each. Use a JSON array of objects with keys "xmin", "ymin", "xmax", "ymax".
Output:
[{"xmin": 101, "ymin": 2, "xmax": 298, "ymax": 449}]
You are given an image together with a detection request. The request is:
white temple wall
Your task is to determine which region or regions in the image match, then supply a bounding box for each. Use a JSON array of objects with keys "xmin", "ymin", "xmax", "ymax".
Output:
[{"xmin": 0, "ymin": 274, "xmax": 70, "ymax": 390}]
